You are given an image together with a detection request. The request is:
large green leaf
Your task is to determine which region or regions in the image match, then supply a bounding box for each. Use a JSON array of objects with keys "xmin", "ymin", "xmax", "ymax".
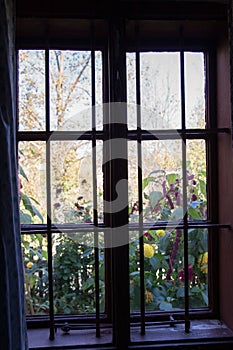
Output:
[
  {"xmin": 199, "ymin": 180, "xmax": 206, "ymax": 196},
  {"xmin": 201, "ymin": 291, "xmax": 209, "ymax": 306},
  {"xmin": 166, "ymin": 173, "xmax": 178, "ymax": 185},
  {"xmin": 171, "ymin": 207, "xmax": 183, "ymax": 221},
  {"xmin": 142, "ymin": 177, "xmax": 156, "ymax": 191},
  {"xmin": 189, "ymin": 206, "xmax": 201, "ymax": 219},
  {"xmin": 21, "ymin": 193, "xmax": 43, "ymax": 222},
  {"xmin": 19, "ymin": 165, "xmax": 29, "ymax": 182},
  {"xmin": 159, "ymin": 301, "xmax": 173, "ymax": 311},
  {"xmin": 149, "ymin": 191, "xmax": 162, "ymax": 208},
  {"xmin": 20, "ymin": 211, "xmax": 32, "ymax": 224},
  {"xmin": 142, "ymin": 170, "xmax": 165, "ymax": 190},
  {"xmin": 149, "ymin": 256, "xmax": 159, "ymax": 269}
]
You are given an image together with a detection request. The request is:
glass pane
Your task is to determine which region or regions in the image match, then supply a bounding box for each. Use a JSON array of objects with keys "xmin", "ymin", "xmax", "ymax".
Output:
[
  {"xmin": 130, "ymin": 229, "xmax": 185, "ymax": 312},
  {"xmin": 128, "ymin": 141, "xmax": 139, "ymax": 223},
  {"xmin": 127, "ymin": 53, "xmax": 137, "ymax": 130},
  {"xmin": 130, "ymin": 228, "xmax": 208, "ymax": 312},
  {"xmin": 140, "ymin": 52, "xmax": 181, "ymax": 130},
  {"xmin": 18, "ymin": 50, "xmax": 45, "ymax": 131},
  {"xmin": 51, "ymin": 140, "xmax": 104, "ymax": 224},
  {"xmin": 142, "ymin": 140, "xmax": 183, "ymax": 224},
  {"xmin": 187, "ymin": 140, "xmax": 207, "ymax": 220},
  {"xmin": 19, "ymin": 141, "xmax": 46, "ymax": 224},
  {"xmin": 185, "ymin": 52, "xmax": 206, "ymax": 129},
  {"xmin": 50, "ymin": 50, "xmax": 92, "ymax": 131},
  {"xmin": 188, "ymin": 229, "xmax": 208, "ymax": 308},
  {"xmin": 22, "ymin": 233, "xmax": 49, "ymax": 315},
  {"xmin": 96, "ymin": 140, "xmax": 104, "ymax": 223},
  {"xmin": 53, "ymin": 232, "xmax": 105, "ymax": 314},
  {"xmin": 95, "ymin": 51, "xmax": 103, "ymax": 130}
]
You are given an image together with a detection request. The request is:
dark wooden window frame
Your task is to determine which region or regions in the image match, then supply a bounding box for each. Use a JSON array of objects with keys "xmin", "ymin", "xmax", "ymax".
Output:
[{"xmin": 16, "ymin": 6, "xmax": 232, "ymax": 348}]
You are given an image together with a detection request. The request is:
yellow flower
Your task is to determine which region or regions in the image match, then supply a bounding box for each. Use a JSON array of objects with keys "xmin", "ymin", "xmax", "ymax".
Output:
[
  {"xmin": 199, "ymin": 252, "xmax": 208, "ymax": 273},
  {"xmin": 26, "ymin": 261, "xmax": 34, "ymax": 269},
  {"xmin": 145, "ymin": 290, "xmax": 153, "ymax": 303},
  {"xmin": 156, "ymin": 229, "xmax": 166, "ymax": 237},
  {"xmin": 144, "ymin": 244, "xmax": 154, "ymax": 258}
]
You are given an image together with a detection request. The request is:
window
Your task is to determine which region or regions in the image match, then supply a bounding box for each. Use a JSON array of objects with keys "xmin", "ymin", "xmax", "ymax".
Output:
[{"xmin": 17, "ymin": 13, "xmax": 232, "ymax": 349}]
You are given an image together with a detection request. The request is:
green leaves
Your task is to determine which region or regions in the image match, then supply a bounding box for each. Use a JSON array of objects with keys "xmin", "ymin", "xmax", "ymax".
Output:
[
  {"xmin": 166, "ymin": 173, "xmax": 177, "ymax": 185},
  {"xmin": 19, "ymin": 164, "xmax": 29, "ymax": 181},
  {"xmin": 188, "ymin": 206, "xmax": 201, "ymax": 220},
  {"xmin": 21, "ymin": 193, "xmax": 43, "ymax": 222},
  {"xmin": 142, "ymin": 170, "xmax": 165, "ymax": 191},
  {"xmin": 149, "ymin": 191, "xmax": 162, "ymax": 208},
  {"xmin": 159, "ymin": 301, "xmax": 173, "ymax": 311}
]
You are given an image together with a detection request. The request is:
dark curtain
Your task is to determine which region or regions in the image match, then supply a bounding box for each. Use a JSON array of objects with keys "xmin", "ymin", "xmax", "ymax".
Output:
[{"xmin": 0, "ymin": 0, "xmax": 28, "ymax": 349}]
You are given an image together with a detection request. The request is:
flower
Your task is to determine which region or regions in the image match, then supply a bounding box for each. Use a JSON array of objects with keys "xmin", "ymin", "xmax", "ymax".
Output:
[
  {"xmin": 199, "ymin": 252, "xmax": 208, "ymax": 273},
  {"xmin": 144, "ymin": 244, "xmax": 154, "ymax": 258},
  {"xmin": 26, "ymin": 261, "xmax": 34, "ymax": 269},
  {"xmin": 145, "ymin": 290, "xmax": 153, "ymax": 303},
  {"xmin": 191, "ymin": 194, "xmax": 197, "ymax": 201},
  {"xmin": 178, "ymin": 264, "xmax": 193, "ymax": 282},
  {"xmin": 166, "ymin": 229, "xmax": 182, "ymax": 280},
  {"xmin": 156, "ymin": 229, "xmax": 166, "ymax": 237},
  {"xmin": 144, "ymin": 231, "xmax": 153, "ymax": 241}
]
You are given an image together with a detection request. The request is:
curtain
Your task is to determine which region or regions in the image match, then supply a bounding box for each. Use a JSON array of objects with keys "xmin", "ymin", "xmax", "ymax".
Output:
[{"xmin": 0, "ymin": 0, "xmax": 28, "ymax": 349}]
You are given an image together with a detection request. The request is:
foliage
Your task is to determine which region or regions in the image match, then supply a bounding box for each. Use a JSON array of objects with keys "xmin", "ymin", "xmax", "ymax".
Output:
[
  {"xmin": 21, "ymin": 163, "xmax": 208, "ymax": 315},
  {"xmin": 53, "ymin": 233, "xmax": 104, "ymax": 314},
  {"xmin": 129, "ymin": 169, "xmax": 208, "ymax": 311}
]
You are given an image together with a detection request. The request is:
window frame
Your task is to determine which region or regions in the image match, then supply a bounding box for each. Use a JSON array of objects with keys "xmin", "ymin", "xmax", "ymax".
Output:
[{"xmin": 16, "ymin": 14, "xmax": 231, "ymax": 348}]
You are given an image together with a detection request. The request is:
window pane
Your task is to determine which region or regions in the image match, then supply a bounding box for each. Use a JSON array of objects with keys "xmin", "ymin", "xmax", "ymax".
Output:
[
  {"xmin": 130, "ymin": 228, "xmax": 208, "ymax": 312},
  {"xmin": 53, "ymin": 232, "xmax": 105, "ymax": 315},
  {"xmin": 18, "ymin": 50, "xmax": 45, "ymax": 131},
  {"xmin": 127, "ymin": 53, "xmax": 137, "ymax": 130},
  {"xmin": 188, "ymin": 229, "xmax": 208, "ymax": 309},
  {"xmin": 22, "ymin": 233, "xmax": 49, "ymax": 315},
  {"xmin": 185, "ymin": 52, "xmax": 206, "ymax": 129},
  {"xmin": 128, "ymin": 141, "xmax": 139, "ymax": 223},
  {"xmin": 50, "ymin": 50, "xmax": 92, "ymax": 131},
  {"xmin": 51, "ymin": 140, "xmax": 103, "ymax": 224},
  {"xmin": 95, "ymin": 51, "xmax": 103, "ymax": 130},
  {"xmin": 140, "ymin": 52, "xmax": 181, "ymax": 130},
  {"xmin": 19, "ymin": 141, "xmax": 46, "ymax": 224},
  {"xmin": 187, "ymin": 140, "xmax": 207, "ymax": 220},
  {"xmin": 130, "ymin": 229, "xmax": 185, "ymax": 312},
  {"xmin": 142, "ymin": 140, "xmax": 183, "ymax": 224}
]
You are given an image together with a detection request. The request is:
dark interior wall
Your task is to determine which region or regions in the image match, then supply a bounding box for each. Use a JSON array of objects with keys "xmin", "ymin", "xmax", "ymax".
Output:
[{"xmin": 218, "ymin": 3, "xmax": 233, "ymax": 331}]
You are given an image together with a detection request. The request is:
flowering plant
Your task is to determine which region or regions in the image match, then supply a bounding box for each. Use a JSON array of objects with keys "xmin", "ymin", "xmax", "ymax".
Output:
[{"xmin": 129, "ymin": 169, "xmax": 208, "ymax": 311}]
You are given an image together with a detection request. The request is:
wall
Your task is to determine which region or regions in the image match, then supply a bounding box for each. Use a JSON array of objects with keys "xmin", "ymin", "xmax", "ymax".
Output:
[{"xmin": 217, "ymin": 16, "xmax": 233, "ymax": 329}]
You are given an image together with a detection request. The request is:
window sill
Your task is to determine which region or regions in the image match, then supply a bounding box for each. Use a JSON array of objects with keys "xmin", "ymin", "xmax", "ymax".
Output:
[{"xmin": 28, "ymin": 319, "xmax": 233, "ymax": 350}]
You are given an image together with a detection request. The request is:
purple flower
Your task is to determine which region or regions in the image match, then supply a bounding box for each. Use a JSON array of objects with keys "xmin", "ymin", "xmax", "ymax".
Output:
[
  {"xmin": 178, "ymin": 264, "xmax": 193, "ymax": 282},
  {"xmin": 144, "ymin": 231, "xmax": 153, "ymax": 241},
  {"xmin": 191, "ymin": 194, "xmax": 197, "ymax": 201},
  {"xmin": 170, "ymin": 183, "xmax": 175, "ymax": 191}
]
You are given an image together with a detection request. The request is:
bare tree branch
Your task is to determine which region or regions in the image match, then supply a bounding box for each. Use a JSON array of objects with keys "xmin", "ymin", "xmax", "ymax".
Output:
[{"xmin": 62, "ymin": 54, "xmax": 91, "ymax": 114}]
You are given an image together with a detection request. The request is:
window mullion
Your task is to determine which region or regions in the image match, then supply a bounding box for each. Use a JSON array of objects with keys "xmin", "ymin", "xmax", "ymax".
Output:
[
  {"xmin": 45, "ymin": 49, "xmax": 55, "ymax": 340},
  {"xmin": 91, "ymin": 48, "xmax": 101, "ymax": 337},
  {"xmin": 108, "ymin": 17, "xmax": 130, "ymax": 348},
  {"xmin": 180, "ymin": 50, "xmax": 190, "ymax": 333},
  {"xmin": 136, "ymin": 51, "xmax": 146, "ymax": 336}
]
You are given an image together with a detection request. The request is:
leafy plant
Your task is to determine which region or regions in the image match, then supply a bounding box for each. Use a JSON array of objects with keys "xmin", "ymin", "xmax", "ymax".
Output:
[{"xmin": 129, "ymin": 169, "xmax": 208, "ymax": 312}]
